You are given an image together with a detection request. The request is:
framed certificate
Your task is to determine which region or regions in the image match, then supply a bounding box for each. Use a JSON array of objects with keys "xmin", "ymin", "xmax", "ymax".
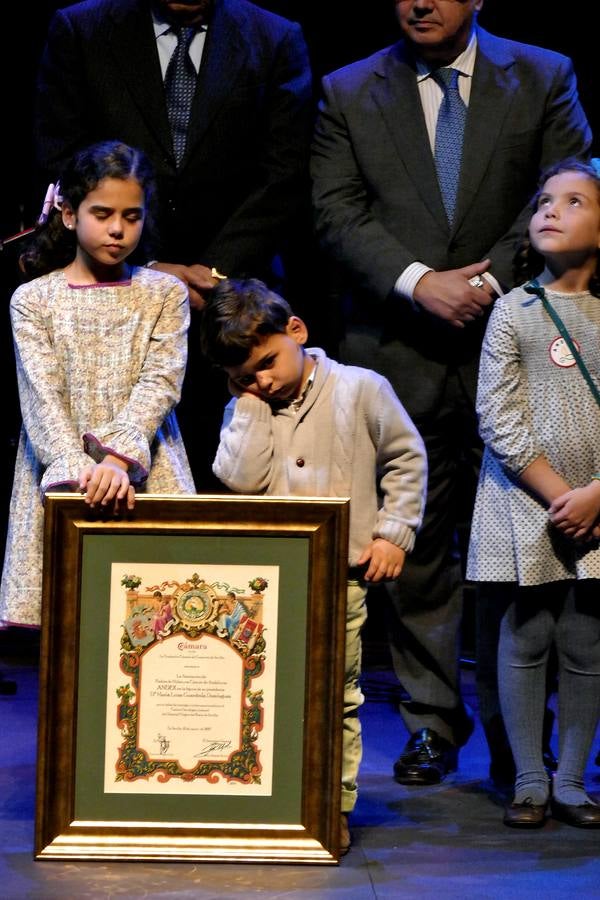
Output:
[{"xmin": 35, "ymin": 494, "xmax": 349, "ymax": 864}]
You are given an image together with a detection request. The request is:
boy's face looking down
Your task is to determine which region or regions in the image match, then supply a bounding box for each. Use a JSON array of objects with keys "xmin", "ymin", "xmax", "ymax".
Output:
[{"xmin": 225, "ymin": 316, "xmax": 315, "ymax": 403}]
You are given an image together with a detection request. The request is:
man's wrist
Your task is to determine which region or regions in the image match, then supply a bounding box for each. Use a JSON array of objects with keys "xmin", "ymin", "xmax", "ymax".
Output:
[{"xmin": 394, "ymin": 262, "xmax": 433, "ymax": 304}]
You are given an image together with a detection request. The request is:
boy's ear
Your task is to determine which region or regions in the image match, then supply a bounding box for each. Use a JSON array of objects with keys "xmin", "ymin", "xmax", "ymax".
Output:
[{"xmin": 286, "ymin": 315, "xmax": 308, "ymax": 346}]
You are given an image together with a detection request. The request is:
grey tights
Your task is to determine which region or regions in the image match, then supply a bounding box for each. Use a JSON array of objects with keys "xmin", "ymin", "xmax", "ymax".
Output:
[{"xmin": 498, "ymin": 581, "xmax": 600, "ymax": 806}]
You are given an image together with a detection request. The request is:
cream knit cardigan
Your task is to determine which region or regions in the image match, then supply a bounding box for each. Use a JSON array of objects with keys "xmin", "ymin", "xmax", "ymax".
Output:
[{"xmin": 213, "ymin": 348, "xmax": 427, "ymax": 565}]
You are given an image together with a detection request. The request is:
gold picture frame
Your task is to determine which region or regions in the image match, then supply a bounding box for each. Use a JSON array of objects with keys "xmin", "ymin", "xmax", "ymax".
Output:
[{"xmin": 35, "ymin": 493, "xmax": 349, "ymax": 864}]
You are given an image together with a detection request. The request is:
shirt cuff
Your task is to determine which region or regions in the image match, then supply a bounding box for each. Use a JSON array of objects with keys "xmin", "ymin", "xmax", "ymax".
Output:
[
  {"xmin": 481, "ymin": 272, "xmax": 502, "ymax": 297},
  {"xmin": 394, "ymin": 262, "xmax": 433, "ymax": 304}
]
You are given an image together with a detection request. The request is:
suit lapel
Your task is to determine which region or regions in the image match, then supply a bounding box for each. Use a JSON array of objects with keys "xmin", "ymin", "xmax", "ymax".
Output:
[
  {"xmin": 184, "ymin": 0, "xmax": 249, "ymax": 162},
  {"xmin": 371, "ymin": 33, "xmax": 520, "ymax": 238},
  {"xmin": 105, "ymin": 0, "xmax": 174, "ymax": 160},
  {"xmin": 453, "ymin": 29, "xmax": 518, "ymax": 233},
  {"xmin": 103, "ymin": 0, "xmax": 249, "ymax": 168},
  {"xmin": 372, "ymin": 43, "xmax": 448, "ymax": 231}
]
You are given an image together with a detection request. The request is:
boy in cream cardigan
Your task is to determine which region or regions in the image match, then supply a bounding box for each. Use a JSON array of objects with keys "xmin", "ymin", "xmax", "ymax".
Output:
[{"xmin": 201, "ymin": 278, "xmax": 426, "ymax": 853}]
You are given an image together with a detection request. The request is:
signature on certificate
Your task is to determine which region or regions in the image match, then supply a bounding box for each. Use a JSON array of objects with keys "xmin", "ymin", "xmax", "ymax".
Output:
[
  {"xmin": 195, "ymin": 739, "xmax": 232, "ymax": 757},
  {"xmin": 155, "ymin": 733, "xmax": 170, "ymax": 755}
]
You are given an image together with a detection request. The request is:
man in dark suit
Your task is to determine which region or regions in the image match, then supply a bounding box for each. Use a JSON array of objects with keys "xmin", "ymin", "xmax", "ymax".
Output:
[
  {"xmin": 35, "ymin": 0, "xmax": 312, "ymax": 489},
  {"xmin": 311, "ymin": 0, "xmax": 591, "ymax": 785}
]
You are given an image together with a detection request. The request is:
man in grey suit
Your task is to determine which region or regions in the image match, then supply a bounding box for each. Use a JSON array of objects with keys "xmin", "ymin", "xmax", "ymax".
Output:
[{"xmin": 311, "ymin": 0, "xmax": 591, "ymax": 785}]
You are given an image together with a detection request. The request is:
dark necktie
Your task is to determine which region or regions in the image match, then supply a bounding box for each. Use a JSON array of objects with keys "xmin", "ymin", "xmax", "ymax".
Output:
[
  {"xmin": 433, "ymin": 67, "xmax": 467, "ymax": 224},
  {"xmin": 164, "ymin": 26, "xmax": 197, "ymax": 166}
]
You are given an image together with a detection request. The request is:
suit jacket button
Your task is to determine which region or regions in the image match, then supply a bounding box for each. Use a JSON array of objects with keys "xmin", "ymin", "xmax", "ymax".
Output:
[{"xmin": 295, "ymin": 457, "xmax": 305, "ymax": 468}]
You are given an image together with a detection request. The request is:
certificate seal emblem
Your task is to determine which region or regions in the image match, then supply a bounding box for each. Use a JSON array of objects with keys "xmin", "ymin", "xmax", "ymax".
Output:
[{"xmin": 173, "ymin": 575, "xmax": 219, "ymax": 628}]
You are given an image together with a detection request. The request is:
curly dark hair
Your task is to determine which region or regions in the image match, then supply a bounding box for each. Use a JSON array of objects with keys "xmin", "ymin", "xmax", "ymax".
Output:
[
  {"xmin": 20, "ymin": 141, "xmax": 157, "ymax": 279},
  {"xmin": 200, "ymin": 278, "xmax": 293, "ymax": 367},
  {"xmin": 513, "ymin": 158, "xmax": 600, "ymax": 297}
]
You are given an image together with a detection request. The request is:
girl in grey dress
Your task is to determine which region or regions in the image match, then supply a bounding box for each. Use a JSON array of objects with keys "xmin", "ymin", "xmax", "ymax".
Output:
[
  {"xmin": 0, "ymin": 141, "xmax": 194, "ymax": 628},
  {"xmin": 467, "ymin": 160, "xmax": 600, "ymax": 829}
]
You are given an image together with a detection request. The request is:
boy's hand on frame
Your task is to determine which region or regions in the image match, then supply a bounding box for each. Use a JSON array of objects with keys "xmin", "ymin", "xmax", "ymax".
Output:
[{"xmin": 357, "ymin": 539, "xmax": 406, "ymax": 583}]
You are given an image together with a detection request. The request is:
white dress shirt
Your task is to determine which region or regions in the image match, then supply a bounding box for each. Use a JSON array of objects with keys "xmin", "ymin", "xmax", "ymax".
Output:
[
  {"xmin": 152, "ymin": 12, "xmax": 207, "ymax": 76},
  {"xmin": 394, "ymin": 33, "xmax": 501, "ymax": 301}
]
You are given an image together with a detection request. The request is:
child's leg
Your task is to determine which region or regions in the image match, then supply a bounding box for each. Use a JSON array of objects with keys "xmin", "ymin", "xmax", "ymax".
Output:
[
  {"xmin": 553, "ymin": 581, "xmax": 600, "ymax": 807},
  {"xmin": 499, "ymin": 583, "xmax": 555, "ymax": 805},
  {"xmin": 342, "ymin": 579, "xmax": 368, "ymax": 814}
]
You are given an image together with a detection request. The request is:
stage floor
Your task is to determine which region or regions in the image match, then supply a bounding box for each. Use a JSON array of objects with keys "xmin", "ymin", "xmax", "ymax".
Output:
[{"xmin": 1, "ymin": 638, "xmax": 599, "ymax": 899}]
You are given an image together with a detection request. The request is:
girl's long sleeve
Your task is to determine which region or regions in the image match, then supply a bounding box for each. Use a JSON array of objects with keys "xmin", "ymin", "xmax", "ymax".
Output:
[
  {"xmin": 82, "ymin": 280, "xmax": 190, "ymax": 483},
  {"xmin": 11, "ymin": 282, "xmax": 93, "ymax": 491},
  {"xmin": 11, "ymin": 270, "xmax": 190, "ymax": 490},
  {"xmin": 476, "ymin": 299, "xmax": 541, "ymax": 476}
]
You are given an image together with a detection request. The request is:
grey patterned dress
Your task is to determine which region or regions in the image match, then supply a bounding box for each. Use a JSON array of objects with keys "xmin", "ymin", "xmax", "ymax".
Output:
[
  {"xmin": 0, "ymin": 267, "xmax": 195, "ymax": 626},
  {"xmin": 467, "ymin": 284, "xmax": 600, "ymax": 586}
]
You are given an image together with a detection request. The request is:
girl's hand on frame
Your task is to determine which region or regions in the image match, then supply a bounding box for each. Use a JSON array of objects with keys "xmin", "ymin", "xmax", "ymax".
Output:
[
  {"xmin": 548, "ymin": 481, "xmax": 600, "ymax": 542},
  {"xmin": 78, "ymin": 455, "xmax": 135, "ymax": 511},
  {"xmin": 357, "ymin": 539, "xmax": 406, "ymax": 583}
]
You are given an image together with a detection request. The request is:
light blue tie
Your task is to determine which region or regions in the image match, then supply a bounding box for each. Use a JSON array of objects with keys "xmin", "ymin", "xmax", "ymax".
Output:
[
  {"xmin": 164, "ymin": 26, "xmax": 197, "ymax": 167},
  {"xmin": 433, "ymin": 67, "xmax": 466, "ymax": 224}
]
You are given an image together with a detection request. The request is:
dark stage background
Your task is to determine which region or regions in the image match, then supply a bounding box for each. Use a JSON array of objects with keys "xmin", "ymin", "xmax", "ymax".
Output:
[{"xmin": 0, "ymin": 4, "xmax": 597, "ymax": 635}]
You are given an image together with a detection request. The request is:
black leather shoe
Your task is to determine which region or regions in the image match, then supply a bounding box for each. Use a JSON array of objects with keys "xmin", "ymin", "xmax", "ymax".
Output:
[
  {"xmin": 503, "ymin": 798, "xmax": 547, "ymax": 828},
  {"xmin": 393, "ymin": 728, "xmax": 458, "ymax": 785},
  {"xmin": 550, "ymin": 797, "xmax": 600, "ymax": 828}
]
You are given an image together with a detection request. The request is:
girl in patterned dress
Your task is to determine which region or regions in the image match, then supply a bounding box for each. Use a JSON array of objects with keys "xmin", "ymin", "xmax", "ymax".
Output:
[
  {"xmin": 0, "ymin": 141, "xmax": 194, "ymax": 628},
  {"xmin": 467, "ymin": 159, "xmax": 600, "ymax": 829}
]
